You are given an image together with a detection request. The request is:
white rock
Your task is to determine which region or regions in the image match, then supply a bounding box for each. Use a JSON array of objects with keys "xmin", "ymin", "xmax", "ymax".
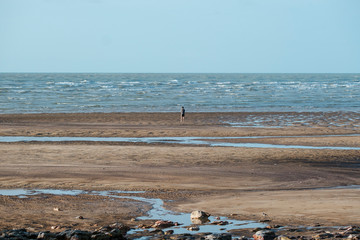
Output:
[{"xmin": 190, "ymin": 210, "xmax": 210, "ymax": 219}]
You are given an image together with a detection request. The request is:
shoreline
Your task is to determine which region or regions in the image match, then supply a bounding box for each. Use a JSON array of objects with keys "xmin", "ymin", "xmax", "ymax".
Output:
[{"xmin": 0, "ymin": 112, "xmax": 359, "ymax": 237}]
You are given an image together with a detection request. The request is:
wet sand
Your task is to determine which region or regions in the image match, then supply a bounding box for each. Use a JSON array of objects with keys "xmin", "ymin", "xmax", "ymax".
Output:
[{"xmin": 0, "ymin": 112, "xmax": 359, "ymax": 236}]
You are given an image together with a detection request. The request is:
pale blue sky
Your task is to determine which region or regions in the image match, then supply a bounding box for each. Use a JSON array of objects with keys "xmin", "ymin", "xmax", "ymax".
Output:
[{"xmin": 1, "ymin": 0, "xmax": 359, "ymax": 73}]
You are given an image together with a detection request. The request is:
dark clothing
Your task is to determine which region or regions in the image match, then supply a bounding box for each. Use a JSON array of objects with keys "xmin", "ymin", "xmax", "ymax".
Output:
[{"xmin": 181, "ymin": 108, "xmax": 185, "ymax": 117}]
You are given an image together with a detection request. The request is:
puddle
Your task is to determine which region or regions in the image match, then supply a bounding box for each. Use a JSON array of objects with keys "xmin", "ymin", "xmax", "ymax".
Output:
[
  {"xmin": 0, "ymin": 189, "xmax": 266, "ymax": 235},
  {"xmin": 314, "ymin": 185, "xmax": 360, "ymax": 190},
  {"xmin": 1, "ymin": 187, "xmax": 358, "ymax": 235},
  {"xmin": 1, "ymin": 135, "xmax": 360, "ymax": 150}
]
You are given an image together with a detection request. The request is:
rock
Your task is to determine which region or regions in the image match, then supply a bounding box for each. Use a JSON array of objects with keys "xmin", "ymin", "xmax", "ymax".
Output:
[
  {"xmin": 152, "ymin": 220, "xmax": 176, "ymax": 229},
  {"xmin": 275, "ymin": 236, "xmax": 291, "ymax": 240},
  {"xmin": 108, "ymin": 229, "xmax": 125, "ymax": 239},
  {"xmin": 205, "ymin": 233, "xmax": 232, "ymax": 240},
  {"xmin": 211, "ymin": 221, "xmax": 229, "ymax": 226},
  {"xmin": 60, "ymin": 229, "xmax": 92, "ymax": 240},
  {"xmin": 190, "ymin": 210, "xmax": 210, "ymax": 219},
  {"xmin": 259, "ymin": 219, "xmax": 271, "ymax": 223},
  {"xmin": 191, "ymin": 218, "xmax": 210, "ymax": 224},
  {"xmin": 149, "ymin": 229, "xmax": 164, "ymax": 234},
  {"xmin": 313, "ymin": 233, "xmax": 335, "ymax": 239},
  {"xmin": 253, "ymin": 230, "xmax": 276, "ymax": 240},
  {"xmin": 108, "ymin": 222, "xmax": 130, "ymax": 234},
  {"xmin": 266, "ymin": 225, "xmax": 282, "ymax": 229},
  {"xmin": 70, "ymin": 234, "xmax": 91, "ymax": 240},
  {"xmin": 187, "ymin": 226, "xmax": 200, "ymax": 231},
  {"xmin": 164, "ymin": 230, "xmax": 174, "ymax": 235},
  {"xmin": 237, "ymin": 237, "xmax": 248, "ymax": 240},
  {"xmin": 347, "ymin": 234, "xmax": 360, "ymax": 239},
  {"xmin": 37, "ymin": 231, "xmax": 57, "ymax": 239}
]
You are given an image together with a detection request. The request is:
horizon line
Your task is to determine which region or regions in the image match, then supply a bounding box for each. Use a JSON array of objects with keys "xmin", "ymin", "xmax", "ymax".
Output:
[{"xmin": 1, "ymin": 72, "xmax": 360, "ymax": 74}]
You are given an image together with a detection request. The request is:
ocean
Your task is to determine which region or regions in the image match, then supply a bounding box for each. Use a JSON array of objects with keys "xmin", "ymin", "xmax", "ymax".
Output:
[{"xmin": 1, "ymin": 73, "xmax": 360, "ymax": 114}]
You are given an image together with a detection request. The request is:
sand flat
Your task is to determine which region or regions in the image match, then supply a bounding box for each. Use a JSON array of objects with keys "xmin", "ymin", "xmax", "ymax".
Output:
[{"xmin": 0, "ymin": 112, "xmax": 359, "ymax": 230}]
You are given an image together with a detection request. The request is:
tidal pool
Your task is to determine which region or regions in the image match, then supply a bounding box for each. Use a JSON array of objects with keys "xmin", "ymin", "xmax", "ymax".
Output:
[
  {"xmin": 0, "ymin": 189, "xmax": 266, "ymax": 235},
  {"xmin": 1, "ymin": 135, "xmax": 360, "ymax": 150}
]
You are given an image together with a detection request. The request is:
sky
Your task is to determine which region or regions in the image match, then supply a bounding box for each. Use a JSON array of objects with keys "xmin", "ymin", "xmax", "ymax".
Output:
[{"xmin": 0, "ymin": 0, "xmax": 360, "ymax": 73}]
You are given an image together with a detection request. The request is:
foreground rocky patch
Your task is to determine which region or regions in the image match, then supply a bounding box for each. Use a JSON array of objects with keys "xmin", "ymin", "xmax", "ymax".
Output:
[{"xmin": 1, "ymin": 223, "xmax": 360, "ymax": 240}]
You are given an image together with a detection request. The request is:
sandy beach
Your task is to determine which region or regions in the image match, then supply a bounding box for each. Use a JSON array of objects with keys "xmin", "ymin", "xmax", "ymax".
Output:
[{"xmin": 0, "ymin": 112, "xmax": 359, "ymax": 238}]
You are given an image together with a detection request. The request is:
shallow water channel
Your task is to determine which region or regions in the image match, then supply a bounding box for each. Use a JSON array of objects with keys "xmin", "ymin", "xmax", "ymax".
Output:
[
  {"xmin": 0, "ymin": 189, "xmax": 266, "ymax": 235},
  {"xmin": 1, "ymin": 135, "xmax": 360, "ymax": 150}
]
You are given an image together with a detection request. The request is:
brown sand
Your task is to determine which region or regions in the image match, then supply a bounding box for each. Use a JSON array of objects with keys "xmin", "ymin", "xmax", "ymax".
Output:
[{"xmin": 0, "ymin": 112, "xmax": 359, "ymax": 232}]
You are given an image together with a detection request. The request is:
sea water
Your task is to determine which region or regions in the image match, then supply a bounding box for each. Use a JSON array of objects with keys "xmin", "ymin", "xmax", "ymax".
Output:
[{"xmin": 1, "ymin": 73, "xmax": 360, "ymax": 113}]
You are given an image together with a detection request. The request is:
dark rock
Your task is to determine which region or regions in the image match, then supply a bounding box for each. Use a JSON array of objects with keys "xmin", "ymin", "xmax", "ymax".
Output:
[
  {"xmin": 149, "ymin": 229, "xmax": 164, "ymax": 234},
  {"xmin": 252, "ymin": 228, "xmax": 264, "ymax": 233},
  {"xmin": 187, "ymin": 226, "xmax": 200, "ymax": 231},
  {"xmin": 108, "ymin": 223, "xmax": 130, "ymax": 234},
  {"xmin": 253, "ymin": 230, "xmax": 276, "ymax": 240},
  {"xmin": 90, "ymin": 233, "xmax": 111, "ymax": 240},
  {"xmin": 211, "ymin": 221, "xmax": 229, "ymax": 226},
  {"xmin": 236, "ymin": 237, "xmax": 248, "ymax": 240},
  {"xmin": 70, "ymin": 234, "xmax": 90, "ymax": 240},
  {"xmin": 164, "ymin": 230, "xmax": 174, "ymax": 235},
  {"xmin": 37, "ymin": 231, "xmax": 57, "ymax": 239}
]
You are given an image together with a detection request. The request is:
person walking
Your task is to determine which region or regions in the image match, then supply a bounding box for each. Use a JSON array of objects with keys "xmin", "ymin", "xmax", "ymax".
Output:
[{"xmin": 180, "ymin": 106, "xmax": 185, "ymax": 122}]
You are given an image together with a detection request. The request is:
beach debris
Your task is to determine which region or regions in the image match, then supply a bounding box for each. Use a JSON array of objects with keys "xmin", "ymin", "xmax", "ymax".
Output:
[
  {"xmin": 339, "ymin": 226, "xmax": 360, "ymax": 235},
  {"xmin": 191, "ymin": 210, "xmax": 210, "ymax": 219},
  {"xmin": 75, "ymin": 216, "xmax": 84, "ymax": 219},
  {"xmin": 152, "ymin": 220, "xmax": 176, "ymax": 229},
  {"xmin": 50, "ymin": 225, "xmax": 62, "ymax": 230},
  {"xmin": 53, "ymin": 207, "xmax": 61, "ymax": 211},
  {"xmin": 253, "ymin": 230, "xmax": 276, "ymax": 240}
]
